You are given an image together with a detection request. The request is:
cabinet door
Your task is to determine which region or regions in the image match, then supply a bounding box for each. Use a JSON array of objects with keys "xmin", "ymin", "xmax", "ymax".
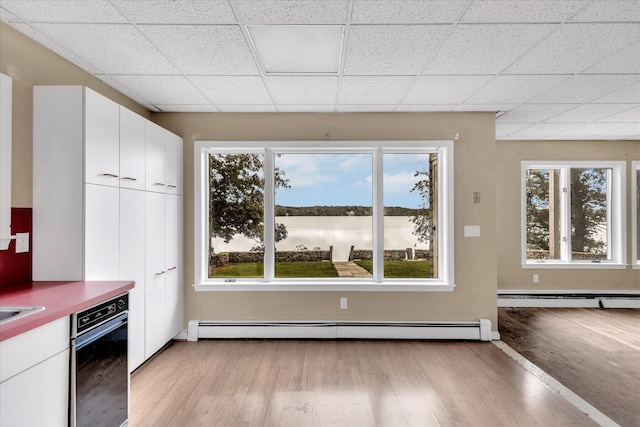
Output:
[
  {"xmin": 119, "ymin": 107, "xmax": 146, "ymax": 190},
  {"xmin": 85, "ymin": 88, "xmax": 120, "ymax": 186},
  {"xmin": 145, "ymin": 121, "xmax": 166, "ymax": 193},
  {"xmin": 85, "ymin": 184, "xmax": 119, "ymax": 280},
  {"xmin": 145, "ymin": 192, "xmax": 166, "ymax": 358},
  {"xmin": 120, "ymin": 189, "xmax": 146, "ymax": 372},
  {"xmin": 165, "ymin": 195, "xmax": 183, "ymax": 341},
  {"xmin": 165, "ymin": 132, "xmax": 182, "ymax": 195}
]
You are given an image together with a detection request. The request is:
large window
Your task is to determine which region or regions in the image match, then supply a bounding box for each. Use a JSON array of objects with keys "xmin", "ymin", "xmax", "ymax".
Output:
[
  {"xmin": 633, "ymin": 161, "xmax": 640, "ymax": 268},
  {"xmin": 522, "ymin": 161, "xmax": 626, "ymax": 268},
  {"xmin": 195, "ymin": 141, "xmax": 454, "ymax": 291}
]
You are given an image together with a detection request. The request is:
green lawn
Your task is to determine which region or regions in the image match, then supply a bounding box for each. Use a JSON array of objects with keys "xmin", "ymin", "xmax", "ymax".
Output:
[
  {"xmin": 354, "ymin": 259, "xmax": 432, "ymax": 278},
  {"xmin": 211, "ymin": 261, "xmax": 339, "ymax": 278}
]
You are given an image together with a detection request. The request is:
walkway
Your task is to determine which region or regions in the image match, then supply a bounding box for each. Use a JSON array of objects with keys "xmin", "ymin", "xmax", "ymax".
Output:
[{"xmin": 333, "ymin": 261, "xmax": 372, "ymax": 278}]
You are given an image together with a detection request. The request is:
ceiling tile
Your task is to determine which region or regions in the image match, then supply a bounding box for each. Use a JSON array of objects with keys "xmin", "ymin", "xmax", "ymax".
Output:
[
  {"xmin": 496, "ymin": 123, "xmax": 536, "ymax": 138},
  {"xmin": 112, "ymin": 0, "xmax": 236, "ymax": 24},
  {"xmin": 555, "ymin": 122, "xmax": 631, "ymax": 137},
  {"xmin": 339, "ymin": 76, "xmax": 415, "ymax": 104},
  {"xmin": 403, "ymin": 75, "xmax": 493, "ymax": 104},
  {"xmin": 509, "ymin": 122, "xmax": 580, "ymax": 138},
  {"xmin": 343, "ymin": 25, "xmax": 450, "ymax": 75},
  {"xmin": 108, "ymin": 75, "xmax": 209, "ymax": 105},
  {"xmin": 465, "ymin": 75, "xmax": 570, "ymax": 105},
  {"xmin": 1, "ymin": 0, "xmax": 125, "ymax": 23},
  {"xmin": 506, "ymin": 24, "xmax": 640, "ymax": 74},
  {"xmin": 30, "ymin": 23, "xmax": 178, "ymax": 74},
  {"xmin": 461, "ymin": 1, "xmax": 589, "ymax": 23},
  {"xmin": 155, "ymin": 105, "xmax": 218, "ymax": 112},
  {"xmin": 532, "ymin": 75, "xmax": 640, "ymax": 104},
  {"xmin": 278, "ymin": 105, "xmax": 336, "ymax": 112},
  {"xmin": 351, "ymin": 1, "xmax": 469, "ymax": 23},
  {"xmin": 96, "ymin": 75, "xmax": 152, "ymax": 105},
  {"xmin": 0, "ymin": 7, "xmax": 18, "ymax": 21},
  {"xmin": 453, "ymin": 104, "xmax": 517, "ymax": 112},
  {"xmin": 396, "ymin": 105, "xmax": 456, "ymax": 112},
  {"xmin": 423, "ymin": 24, "xmax": 557, "ymax": 74},
  {"xmin": 571, "ymin": 0, "xmax": 640, "ymax": 22},
  {"xmin": 232, "ymin": 0, "xmax": 349, "ymax": 23},
  {"xmin": 140, "ymin": 25, "xmax": 258, "ymax": 75},
  {"xmin": 497, "ymin": 104, "xmax": 579, "ymax": 123},
  {"xmin": 596, "ymin": 123, "xmax": 640, "ymax": 136},
  {"xmin": 337, "ymin": 105, "xmax": 399, "ymax": 112},
  {"xmin": 586, "ymin": 42, "xmax": 640, "ymax": 74},
  {"xmin": 266, "ymin": 76, "xmax": 338, "ymax": 105},
  {"xmin": 596, "ymin": 105, "xmax": 640, "ymax": 123},
  {"xmin": 594, "ymin": 83, "xmax": 640, "ymax": 104},
  {"xmin": 190, "ymin": 76, "xmax": 272, "ymax": 104},
  {"xmin": 544, "ymin": 104, "xmax": 636, "ymax": 123},
  {"xmin": 217, "ymin": 104, "xmax": 277, "ymax": 112}
]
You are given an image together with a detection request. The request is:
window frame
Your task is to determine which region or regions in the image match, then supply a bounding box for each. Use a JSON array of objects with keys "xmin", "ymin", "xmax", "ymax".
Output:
[
  {"xmin": 194, "ymin": 140, "xmax": 455, "ymax": 291},
  {"xmin": 521, "ymin": 160, "xmax": 626, "ymax": 269},
  {"xmin": 632, "ymin": 161, "xmax": 639, "ymax": 269}
]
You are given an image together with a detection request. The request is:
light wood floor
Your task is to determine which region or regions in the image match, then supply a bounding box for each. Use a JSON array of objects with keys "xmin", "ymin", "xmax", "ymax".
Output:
[
  {"xmin": 499, "ymin": 307, "xmax": 640, "ymax": 427},
  {"xmin": 130, "ymin": 339, "xmax": 596, "ymax": 426}
]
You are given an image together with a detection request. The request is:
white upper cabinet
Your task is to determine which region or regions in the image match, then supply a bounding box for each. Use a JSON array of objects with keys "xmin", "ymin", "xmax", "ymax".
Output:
[
  {"xmin": 145, "ymin": 121, "xmax": 166, "ymax": 193},
  {"xmin": 84, "ymin": 88, "xmax": 120, "ymax": 186},
  {"xmin": 165, "ymin": 132, "xmax": 182, "ymax": 195},
  {"xmin": 119, "ymin": 107, "xmax": 146, "ymax": 190}
]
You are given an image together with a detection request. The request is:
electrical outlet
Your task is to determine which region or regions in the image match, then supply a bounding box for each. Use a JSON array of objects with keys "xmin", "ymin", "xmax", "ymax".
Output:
[
  {"xmin": 15, "ymin": 232, "xmax": 29, "ymax": 253},
  {"xmin": 533, "ymin": 274, "xmax": 539, "ymax": 284},
  {"xmin": 340, "ymin": 297, "xmax": 348, "ymax": 310}
]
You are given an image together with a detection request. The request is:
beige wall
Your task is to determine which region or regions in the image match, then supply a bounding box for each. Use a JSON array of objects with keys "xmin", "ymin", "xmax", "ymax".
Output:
[
  {"xmin": 154, "ymin": 112, "xmax": 499, "ymax": 327},
  {"xmin": 0, "ymin": 22, "xmax": 150, "ymax": 207},
  {"xmin": 496, "ymin": 140, "xmax": 640, "ymax": 291}
]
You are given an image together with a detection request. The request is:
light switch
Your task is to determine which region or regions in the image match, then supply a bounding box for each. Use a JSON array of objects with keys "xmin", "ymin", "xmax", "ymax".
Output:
[
  {"xmin": 464, "ymin": 226, "xmax": 480, "ymax": 237},
  {"xmin": 473, "ymin": 191, "xmax": 481, "ymax": 203},
  {"xmin": 15, "ymin": 232, "xmax": 29, "ymax": 253}
]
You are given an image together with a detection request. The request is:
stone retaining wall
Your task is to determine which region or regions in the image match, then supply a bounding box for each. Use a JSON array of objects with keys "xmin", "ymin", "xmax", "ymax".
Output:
[
  {"xmin": 526, "ymin": 250, "xmax": 606, "ymax": 261},
  {"xmin": 212, "ymin": 247, "xmax": 332, "ymax": 268},
  {"xmin": 349, "ymin": 248, "xmax": 432, "ymax": 261}
]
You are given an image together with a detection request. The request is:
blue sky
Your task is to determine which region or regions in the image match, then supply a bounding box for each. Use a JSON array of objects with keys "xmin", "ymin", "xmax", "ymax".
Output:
[{"xmin": 274, "ymin": 153, "xmax": 431, "ymax": 208}]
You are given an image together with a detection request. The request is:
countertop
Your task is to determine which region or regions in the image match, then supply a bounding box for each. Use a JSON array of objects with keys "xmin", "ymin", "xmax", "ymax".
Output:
[{"xmin": 0, "ymin": 280, "xmax": 134, "ymax": 341}]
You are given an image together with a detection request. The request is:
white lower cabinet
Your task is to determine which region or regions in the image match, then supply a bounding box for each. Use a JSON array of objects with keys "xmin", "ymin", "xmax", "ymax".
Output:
[
  {"xmin": 165, "ymin": 194, "xmax": 183, "ymax": 341},
  {"xmin": 145, "ymin": 191, "xmax": 167, "ymax": 358},
  {"xmin": 0, "ymin": 317, "xmax": 69, "ymax": 426}
]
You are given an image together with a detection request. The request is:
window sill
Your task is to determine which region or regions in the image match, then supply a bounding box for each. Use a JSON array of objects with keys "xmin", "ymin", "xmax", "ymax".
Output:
[
  {"xmin": 522, "ymin": 262, "xmax": 628, "ymax": 270},
  {"xmin": 194, "ymin": 281, "xmax": 456, "ymax": 292}
]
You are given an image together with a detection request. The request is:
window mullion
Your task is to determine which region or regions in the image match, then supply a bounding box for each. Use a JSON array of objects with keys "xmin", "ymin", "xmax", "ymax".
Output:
[
  {"xmin": 561, "ymin": 167, "xmax": 571, "ymax": 262},
  {"xmin": 373, "ymin": 148, "xmax": 384, "ymax": 282},
  {"xmin": 264, "ymin": 149, "xmax": 275, "ymax": 281}
]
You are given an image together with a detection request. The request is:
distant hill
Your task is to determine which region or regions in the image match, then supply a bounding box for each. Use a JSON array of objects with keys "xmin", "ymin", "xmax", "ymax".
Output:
[{"xmin": 275, "ymin": 205, "xmax": 423, "ymax": 216}]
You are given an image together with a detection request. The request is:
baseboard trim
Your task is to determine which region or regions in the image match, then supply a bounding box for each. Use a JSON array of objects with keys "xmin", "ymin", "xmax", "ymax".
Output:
[
  {"xmin": 498, "ymin": 290, "xmax": 640, "ymax": 308},
  {"xmin": 187, "ymin": 319, "xmax": 495, "ymax": 342}
]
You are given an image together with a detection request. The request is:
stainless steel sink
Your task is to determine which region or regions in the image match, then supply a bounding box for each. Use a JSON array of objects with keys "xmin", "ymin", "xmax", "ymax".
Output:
[{"xmin": 0, "ymin": 306, "xmax": 45, "ymax": 324}]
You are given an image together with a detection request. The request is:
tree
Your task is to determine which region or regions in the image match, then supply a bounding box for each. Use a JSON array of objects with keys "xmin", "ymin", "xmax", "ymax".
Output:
[
  {"xmin": 410, "ymin": 166, "xmax": 432, "ymax": 244},
  {"xmin": 208, "ymin": 154, "xmax": 289, "ymax": 251},
  {"xmin": 526, "ymin": 169, "xmax": 552, "ymax": 251}
]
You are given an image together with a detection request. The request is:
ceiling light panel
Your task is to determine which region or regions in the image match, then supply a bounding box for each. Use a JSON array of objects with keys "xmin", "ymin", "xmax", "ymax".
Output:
[
  {"xmin": 339, "ymin": 76, "xmax": 415, "ymax": 104},
  {"xmin": 497, "ymin": 104, "xmax": 579, "ymax": 123},
  {"xmin": 0, "ymin": 0, "xmax": 125, "ymax": 23},
  {"xmin": 423, "ymin": 24, "xmax": 557, "ymax": 75},
  {"xmin": 248, "ymin": 25, "xmax": 344, "ymax": 73},
  {"xmin": 112, "ymin": 0, "xmax": 236, "ymax": 24},
  {"xmin": 266, "ymin": 76, "xmax": 338, "ymax": 104},
  {"xmin": 544, "ymin": 104, "xmax": 636, "ymax": 123},
  {"xmin": 506, "ymin": 24, "xmax": 640, "ymax": 74},
  {"xmin": 29, "ymin": 23, "xmax": 178, "ymax": 75},
  {"xmin": 586, "ymin": 42, "xmax": 640, "ymax": 74},
  {"xmin": 344, "ymin": 25, "xmax": 450, "ymax": 75},
  {"xmin": 460, "ymin": 1, "xmax": 589, "ymax": 23},
  {"xmin": 403, "ymin": 75, "xmax": 493, "ymax": 104},
  {"xmin": 233, "ymin": 0, "xmax": 349, "ymax": 23},
  {"xmin": 351, "ymin": 0, "xmax": 469, "ymax": 23},
  {"xmin": 465, "ymin": 75, "xmax": 570, "ymax": 105},
  {"xmin": 570, "ymin": 0, "xmax": 640, "ymax": 22},
  {"xmin": 532, "ymin": 75, "xmax": 640, "ymax": 104},
  {"xmin": 108, "ymin": 75, "xmax": 209, "ymax": 105},
  {"xmin": 140, "ymin": 25, "xmax": 258, "ymax": 75},
  {"xmin": 190, "ymin": 76, "xmax": 272, "ymax": 104}
]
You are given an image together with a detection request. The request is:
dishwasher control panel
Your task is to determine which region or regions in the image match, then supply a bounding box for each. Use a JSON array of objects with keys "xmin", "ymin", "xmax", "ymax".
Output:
[{"xmin": 75, "ymin": 293, "xmax": 128, "ymax": 335}]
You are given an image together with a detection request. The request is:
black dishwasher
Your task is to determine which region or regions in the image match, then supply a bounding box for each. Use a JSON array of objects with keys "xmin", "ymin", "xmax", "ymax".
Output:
[{"xmin": 70, "ymin": 293, "xmax": 129, "ymax": 427}]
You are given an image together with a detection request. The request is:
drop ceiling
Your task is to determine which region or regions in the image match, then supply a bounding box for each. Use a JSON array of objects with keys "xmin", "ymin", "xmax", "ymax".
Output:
[{"xmin": 1, "ymin": 0, "xmax": 639, "ymax": 140}]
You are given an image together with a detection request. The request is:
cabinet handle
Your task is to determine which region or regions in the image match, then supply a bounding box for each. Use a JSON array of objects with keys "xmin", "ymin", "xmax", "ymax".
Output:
[
  {"xmin": 155, "ymin": 271, "xmax": 165, "ymax": 276},
  {"xmin": 154, "ymin": 182, "xmax": 166, "ymax": 186},
  {"xmin": 168, "ymin": 266, "xmax": 177, "ymax": 271},
  {"xmin": 167, "ymin": 184, "xmax": 177, "ymax": 188},
  {"xmin": 101, "ymin": 173, "xmax": 119, "ymax": 178},
  {"xmin": 121, "ymin": 176, "xmax": 137, "ymax": 181}
]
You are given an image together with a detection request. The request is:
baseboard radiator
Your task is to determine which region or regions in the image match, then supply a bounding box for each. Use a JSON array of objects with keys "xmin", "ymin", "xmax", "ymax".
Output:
[
  {"xmin": 498, "ymin": 291, "xmax": 640, "ymax": 308},
  {"xmin": 187, "ymin": 319, "xmax": 493, "ymax": 342}
]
